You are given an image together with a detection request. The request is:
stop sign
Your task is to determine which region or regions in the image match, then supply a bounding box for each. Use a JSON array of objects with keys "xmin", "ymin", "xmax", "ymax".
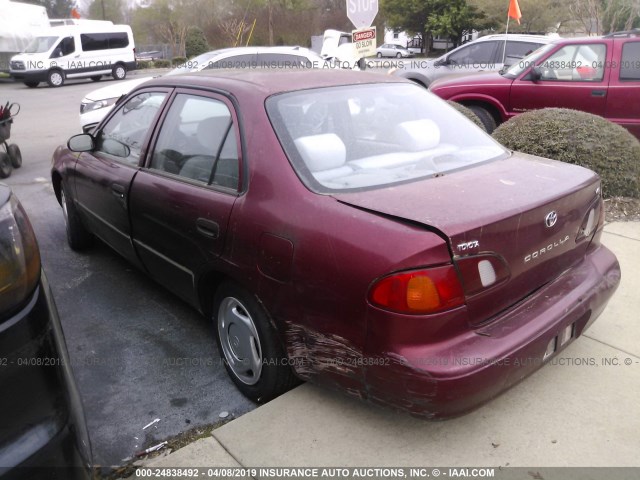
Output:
[{"xmin": 346, "ymin": 0, "xmax": 378, "ymax": 29}]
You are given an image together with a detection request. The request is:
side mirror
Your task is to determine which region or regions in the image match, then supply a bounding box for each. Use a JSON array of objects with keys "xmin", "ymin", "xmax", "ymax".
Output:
[
  {"xmin": 67, "ymin": 134, "xmax": 94, "ymax": 152},
  {"xmin": 530, "ymin": 66, "xmax": 542, "ymax": 81},
  {"xmin": 434, "ymin": 58, "xmax": 447, "ymax": 67}
]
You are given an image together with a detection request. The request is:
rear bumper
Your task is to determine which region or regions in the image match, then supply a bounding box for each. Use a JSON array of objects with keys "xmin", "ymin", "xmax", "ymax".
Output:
[{"xmin": 364, "ymin": 244, "xmax": 621, "ymax": 419}]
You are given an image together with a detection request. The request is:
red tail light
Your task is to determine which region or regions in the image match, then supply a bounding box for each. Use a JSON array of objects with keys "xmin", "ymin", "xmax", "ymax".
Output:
[{"xmin": 369, "ymin": 265, "xmax": 465, "ymax": 314}]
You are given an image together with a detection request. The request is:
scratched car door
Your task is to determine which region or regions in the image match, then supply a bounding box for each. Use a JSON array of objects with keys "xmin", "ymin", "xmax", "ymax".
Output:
[{"xmin": 128, "ymin": 90, "xmax": 241, "ymax": 306}]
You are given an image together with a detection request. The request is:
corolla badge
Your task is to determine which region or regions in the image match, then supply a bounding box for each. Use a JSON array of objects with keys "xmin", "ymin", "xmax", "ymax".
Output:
[{"xmin": 545, "ymin": 211, "xmax": 558, "ymax": 228}]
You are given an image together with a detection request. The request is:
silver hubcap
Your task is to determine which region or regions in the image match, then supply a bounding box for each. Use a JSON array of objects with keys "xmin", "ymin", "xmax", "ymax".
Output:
[
  {"xmin": 115, "ymin": 67, "xmax": 125, "ymax": 78},
  {"xmin": 50, "ymin": 72, "xmax": 63, "ymax": 86},
  {"xmin": 218, "ymin": 297, "xmax": 262, "ymax": 385}
]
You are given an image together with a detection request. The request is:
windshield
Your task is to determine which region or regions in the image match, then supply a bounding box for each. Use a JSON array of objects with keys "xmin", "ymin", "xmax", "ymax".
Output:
[
  {"xmin": 24, "ymin": 36, "xmax": 59, "ymax": 54},
  {"xmin": 267, "ymin": 83, "xmax": 507, "ymax": 193},
  {"xmin": 503, "ymin": 43, "xmax": 555, "ymax": 77}
]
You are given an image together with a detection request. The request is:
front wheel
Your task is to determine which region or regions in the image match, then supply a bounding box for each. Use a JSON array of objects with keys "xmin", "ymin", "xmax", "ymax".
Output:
[
  {"xmin": 47, "ymin": 69, "xmax": 65, "ymax": 87},
  {"xmin": 0, "ymin": 152, "xmax": 12, "ymax": 178},
  {"xmin": 468, "ymin": 105, "xmax": 497, "ymax": 133},
  {"xmin": 8, "ymin": 144, "xmax": 22, "ymax": 168},
  {"xmin": 112, "ymin": 64, "xmax": 127, "ymax": 80},
  {"xmin": 213, "ymin": 282, "xmax": 299, "ymax": 403},
  {"xmin": 377, "ymin": 52, "xmax": 382, "ymax": 58},
  {"xmin": 60, "ymin": 185, "xmax": 93, "ymax": 250}
]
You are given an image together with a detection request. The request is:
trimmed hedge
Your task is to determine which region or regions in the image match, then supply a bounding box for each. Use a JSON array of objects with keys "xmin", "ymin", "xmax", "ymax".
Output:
[
  {"xmin": 492, "ymin": 108, "xmax": 640, "ymax": 199},
  {"xmin": 136, "ymin": 60, "xmax": 152, "ymax": 69},
  {"xmin": 153, "ymin": 59, "xmax": 171, "ymax": 68},
  {"xmin": 172, "ymin": 56, "xmax": 188, "ymax": 66},
  {"xmin": 447, "ymin": 101, "xmax": 484, "ymax": 130}
]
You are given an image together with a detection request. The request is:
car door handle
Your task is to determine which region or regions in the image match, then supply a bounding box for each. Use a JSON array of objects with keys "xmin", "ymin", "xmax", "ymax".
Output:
[
  {"xmin": 591, "ymin": 90, "xmax": 606, "ymax": 97},
  {"xmin": 196, "ymin": 218, "xmax": 220, "ymax": 239},
  {"xmin": 111, "ymin": 183, "xmax": 126, "ymax": 198}
]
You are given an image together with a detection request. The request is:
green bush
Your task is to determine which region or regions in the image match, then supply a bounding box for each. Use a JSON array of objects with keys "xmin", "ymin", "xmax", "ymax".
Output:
[
  {"xmin": 186, "ymin": 27, "xmax": 210, "ymax": 58},
  {"xmin": 492, "ymin": 108, "xmax": 640, "ymax": 199},
  {"xmin": 172, "ymin": 56, "xmax": 188, "ymax": 67},
  {"xmin": 153, "ymin": 59, "xmax": 171, "ymax": 68},
  {"xmin": 136, "ymin": 60, "xmax": 151, "ymax": 69},
  {"xmin": 447, "ymin": 101, "xmax": 484, "ymax": 130}
]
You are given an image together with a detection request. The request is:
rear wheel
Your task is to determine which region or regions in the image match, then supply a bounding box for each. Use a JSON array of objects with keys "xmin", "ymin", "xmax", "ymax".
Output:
[
  {"xmin": 7, "ymin": 144, "xmax": 21, "ymax": 168},
  {"xmin": 468, "ymin": 105, "xmax": 497, "ymax": 133},
  {"xmin": 60, "ymin": 185, "xmax": 93, "ymax": 250},
  {"xmin": 47, "ymin": 69, "xmax": 65, "ymax": 87},
  {"xmin": 90, "ymin": 75, "xmax": 102, "ymax": 82},
  {"xmin": 112, "ymin": 64, "xmax": 126, "ymax": 80},
  {"xmin": 213, "ymin": 282, "xmax": 299, "ymax": 403},
  {"xmin": 24, "ymin": 81, "xmax": 39, "ymax": 88},
  {"xmin": 0, "ymin": 152, "xmax": 12, "ymax": 178},
  {"xmin": 396, "ymin": 52, "xmax": 402, "ymax": 58}
]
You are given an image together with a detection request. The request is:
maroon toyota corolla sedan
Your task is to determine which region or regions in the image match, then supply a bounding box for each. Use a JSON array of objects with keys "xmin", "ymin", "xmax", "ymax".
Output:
[{"xmin": 51, "ymin": 70, "xmax": 620, "ymax": 418}]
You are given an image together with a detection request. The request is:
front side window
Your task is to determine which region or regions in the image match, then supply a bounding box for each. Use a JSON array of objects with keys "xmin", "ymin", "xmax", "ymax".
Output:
[
  {"xmin": 538, "ymin": 44, "xmax": 607, "ymax": 81},
  {"xmin": 504, "ymin": 41, "xmax": 542, "ymax": 63},
  {"xmin": 50, "ymin": 36, "xmax": 75, "ymax": 58},
  {"xmin": 95, "ymin": 92, "xmax": 167, "ymax": 165},
  {"xmin": 150, "ymin": 94, "xmax": 239, "ymax": 189},
  {"xmin": 267, "ymin": 83, "xmax": 506, "ymax": 192},
  {"xmin": 448, "ymin": 42, "xmax": 496, "ymax": 65}
]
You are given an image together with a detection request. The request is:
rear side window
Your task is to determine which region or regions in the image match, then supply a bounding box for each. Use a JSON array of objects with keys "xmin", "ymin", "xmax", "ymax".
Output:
[
  {"xmin": 80, "ymin": 32, "xmax": 129, "ymax": 51},
  {"xmin": 504, "ymin": 42, "xmax": 542, "ymax": 62},
  {"xmin": 620, "ymin": 42, "xmax": 640, "ymax": 81},
  {"xmin": 150, "ymin": 94, "xmax": 239, "ymax": 190}
]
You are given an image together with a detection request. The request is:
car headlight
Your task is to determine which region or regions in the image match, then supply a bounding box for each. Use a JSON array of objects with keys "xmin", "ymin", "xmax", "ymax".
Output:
[
  {"xmin": 0, "ymin": 194, "xmax": 41, "ymax": 317},
  {"xmin": 80, "ymin": 97, "xmax": 118, "ymax": 114}
]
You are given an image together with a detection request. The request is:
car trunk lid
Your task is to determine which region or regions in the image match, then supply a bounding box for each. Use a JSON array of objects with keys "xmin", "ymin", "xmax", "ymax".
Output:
[{"xmin": 333, "ymin": 153, "xmax": 601, "ymax": 326}]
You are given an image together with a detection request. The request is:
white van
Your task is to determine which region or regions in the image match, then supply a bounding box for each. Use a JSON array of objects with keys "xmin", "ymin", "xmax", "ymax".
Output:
[{"xmin": 9, "ymin": 23, "xmax": 136, "ymax": 87}]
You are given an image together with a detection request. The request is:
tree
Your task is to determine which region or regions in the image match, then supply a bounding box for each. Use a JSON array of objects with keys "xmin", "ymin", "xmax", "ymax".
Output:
[
  {"xmin": 470, "ymin": 0, "xmax": 572, "ymax": 33},
  {"xmin": 381, "ymin": 0, "xmax": 439, "ymax": 53},
  {"xmin": 601, "ymin": 0, "xmax": 640, "ymax": 33},
  {"xmin": 185, "ymin": 27, "xmax": 210, "ymax": 58},
  {"xmin": 427, "ymin": 0, "xmax": 493, "ymax": 47},
  {"xmin": 87, "ymin": 0, "xmax": 125, "ymax": 23}
]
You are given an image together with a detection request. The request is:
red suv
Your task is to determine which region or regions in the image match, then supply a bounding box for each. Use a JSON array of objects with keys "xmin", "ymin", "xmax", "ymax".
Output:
[{"xmin": 429, "ymin": 30, "xmax": 640, "ymax": 138}]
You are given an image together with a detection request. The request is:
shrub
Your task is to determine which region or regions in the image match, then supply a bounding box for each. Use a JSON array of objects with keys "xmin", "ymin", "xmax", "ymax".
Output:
[
  {"xmin": 186, "ymin": 27, "xmax": 210, "ymax": 58},
  {"xmin": 492, "ymin": 108, "xmax": 640, "ymax": 199},
  {"xmin": 136, "ymin": 60, "xmax": 151, "ymax": 69},
  {"xmin": 172, "ymin": 56, "xmax": 188, "ymax": 67},
  {"xmin": 447, "ymin": 101, "xmax": 484, "ymax": 130},
  {"xmin": 153, "ymin": 59, "xmax": 171, "ymax": 68}
]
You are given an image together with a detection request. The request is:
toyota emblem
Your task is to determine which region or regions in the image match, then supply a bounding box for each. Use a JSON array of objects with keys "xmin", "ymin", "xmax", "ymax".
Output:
[{"xmin": 545, "ymin": 211, "xmax": 558, "ymax": 228}]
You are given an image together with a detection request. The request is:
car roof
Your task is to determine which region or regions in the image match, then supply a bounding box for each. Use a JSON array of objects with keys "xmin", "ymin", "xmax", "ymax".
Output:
[
  {"xmin": 475, "ymin": 34, "xmax": 555, "ymax": 43},
  {"xmin": 140, "ymin": 69, "xmax": 407, "ymax": 97}
]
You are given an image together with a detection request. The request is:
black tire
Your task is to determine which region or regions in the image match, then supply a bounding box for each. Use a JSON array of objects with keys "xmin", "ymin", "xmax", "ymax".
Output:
[
  {"xmin": 90, "ymin": 75, "xmax": 102, "ymax": 82},
  {"xmin": 468, "ymin": 105, "xmax": 497, "ymax": 133},
  {"xmin": 396, "ymin": 52, "xmax": 402, "ymax": 58},
  {"xmin": 0, "ymin": 152, "xmax": 12, "ymax": 178},
  {"xmin": 213, "ymin": 282, "xmax": 299, "ymax": 403},
  {"xmin": 377, "ymin": 52, "xmax": 382, "ymax": 58},
  {"xmin": 47, "ymin": 69, "xmax": 65, "ymax": 87},
  {"xmin": 60, "ymin": 185, "xmax": 93, "ymax": 250},
  {"xmin": 112, "ymin": 64, "xmax": 127, "ymax": 80},
  {"xmin": 24, "ymin": 81, "xmax": 39, "ymax": 88},
  {"xmin": 8, "ymin": 144, "xmax": 21, "ymax": 168}
]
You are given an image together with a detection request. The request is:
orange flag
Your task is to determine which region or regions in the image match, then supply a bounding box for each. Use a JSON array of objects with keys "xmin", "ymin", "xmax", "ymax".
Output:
[
  {"xmin": 71, "ymin": 8, "xmax": 81, "ymax": 19},
  {"xmin": 508, "ymin": 0, "xmax": 522, "ymax": 24}
]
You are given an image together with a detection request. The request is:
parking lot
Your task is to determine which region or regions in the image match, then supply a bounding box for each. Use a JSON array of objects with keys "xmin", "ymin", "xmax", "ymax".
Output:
[
  {"xmin": 2, "ymin": 72, "xmax": 640, "ymax": 475},
  {"xmin": 0, "ymin": 76, "xmax": 255, "ymax": 467}
]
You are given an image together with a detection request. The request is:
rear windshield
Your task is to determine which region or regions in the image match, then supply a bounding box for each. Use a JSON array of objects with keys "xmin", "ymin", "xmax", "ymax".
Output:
[{"xmin": 266, "ymin": 83, "xmax": 506, "ymax": 193}]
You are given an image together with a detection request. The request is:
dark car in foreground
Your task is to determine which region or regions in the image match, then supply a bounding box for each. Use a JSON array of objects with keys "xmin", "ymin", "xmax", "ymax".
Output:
[
  {"xmin": 429, "ymin": 30, "xmax": 640, "ymax": 136},
  {"xmin": 0, "ymin": 185, "xmax": 92, "ymax": 478},
  {"xmin": 51, "ymin": 70, "xmax": 620, "ymax": 418}
]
